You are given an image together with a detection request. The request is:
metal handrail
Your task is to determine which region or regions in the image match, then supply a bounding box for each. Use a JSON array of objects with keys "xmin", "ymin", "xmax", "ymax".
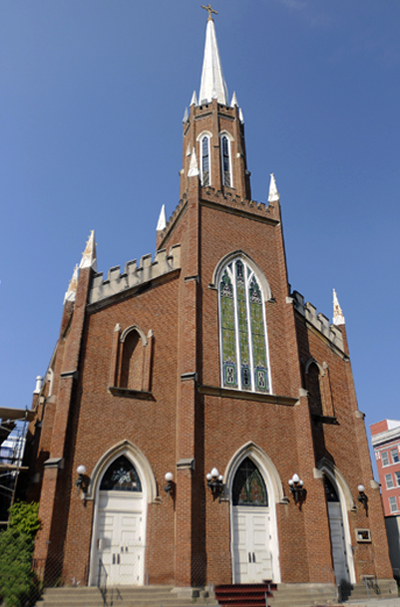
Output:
[{"xmin": 97, "ymin": 558, "xmax": 108, "ymax": 606}]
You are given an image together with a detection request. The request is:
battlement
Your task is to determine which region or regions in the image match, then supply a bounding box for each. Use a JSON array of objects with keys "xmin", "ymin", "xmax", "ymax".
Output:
[
  {"xmin": 157, "ymin": 189, "xmax": 280, "ymax": 249},
  {"xmin": 88, "ymin": 245, "xmax": 181, "ymax": 305},
  {"xmin": 292, "ymin": 290, "xmax": 344, "ymax": 352}
]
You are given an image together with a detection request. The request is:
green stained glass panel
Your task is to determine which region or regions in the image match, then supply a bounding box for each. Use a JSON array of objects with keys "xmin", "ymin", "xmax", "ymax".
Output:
[{"xmin": 220, "ymin": 270, "xmax": 237, "ymax": 387}]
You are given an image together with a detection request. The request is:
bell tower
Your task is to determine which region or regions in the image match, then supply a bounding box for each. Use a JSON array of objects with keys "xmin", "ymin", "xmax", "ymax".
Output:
[{"xmin": 179, "ymin": 8, "xmax": 251, "ymax": 201}]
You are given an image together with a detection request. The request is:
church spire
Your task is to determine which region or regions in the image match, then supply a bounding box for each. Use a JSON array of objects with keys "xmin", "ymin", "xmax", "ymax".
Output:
[
  {"xmin": 199, "ymin": 7, "xmax": 229, "ymax": 105},
  {"xmin": 79, "ymin": 230, "xmax": 97, "ymax": 272},
  {"xmin": 332, "ymin": 289, "xmax": 345, "ymax": 325}
]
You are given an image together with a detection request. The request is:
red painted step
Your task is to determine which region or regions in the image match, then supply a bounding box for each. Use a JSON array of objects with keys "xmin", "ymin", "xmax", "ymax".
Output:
[{"xmin": 215, "ymin": 584, "xmax": 277, "ymax": 607}]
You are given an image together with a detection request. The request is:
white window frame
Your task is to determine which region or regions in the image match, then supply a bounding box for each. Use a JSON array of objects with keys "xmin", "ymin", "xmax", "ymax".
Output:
[
  {"xmin": 218, "ymin": 257, "xmax": 272, "ymax": 394},
  {"xmin": 391, "ymin": 448, "xmax": 400, "ymax": 464},
  {"xmin": 395, "ymin": 471, "xmax": 400, "ymax": 487},
  {"xmin": 381, "ymin": 451, "xmax": 389, "ymax": 466},
  {"xmin": 385, "ymin": 473, "xmax": 394, "ymax": 489},
  {"xmin": 389, "ymin": 496, "xmax": 398, "ymax": 513},
  {"xmin": 220, "ymin": 131, "xmax": 233, "ymax": 189},
  {"xmin": 197, "ymin": 131, "xmax": 212, "ymax": 187}
]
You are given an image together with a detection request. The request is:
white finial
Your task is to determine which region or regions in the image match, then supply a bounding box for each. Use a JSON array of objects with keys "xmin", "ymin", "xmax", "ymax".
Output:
[
  {"xmin": 182, "ymin": 107, "xmax": 189, "ymax": 123},
  {"xmin": 333, "ymin": 289, "xmax": 345, "ymax": 325},
  {"xmin": 239, "ymin": 107, "xmax": 244, "ymax": 123},
  {"xmin": 64, "ymin": 264, "xmax": 79, "ymax": 304},
  {"xmin": 190, "ymin": 91, "xmax": 197, "ymax": 106},
  {"xmin": 79, "ymin": 230, "xmax": 97, "ymax": 271},
  {"xmin": 156, "ymin": 204, "xmax": 167, "ymax": 231},
  {"xmin": 34, "ymin": 376, "xmax": 43, "ymax": 395},
  {"xmin": 268, "ymin": 174, "xmax": 280, "ymax": 203},
  {"xmin": 231, "ymin": 91, "xmax": 238, "ymax": 107},
  {"xmin": 188, "ymin": 147, "xmax": 200, "ymax": 177},
  {"xmin": 199, "ymin": 18, "xmax": 229, "ymax": 105}
]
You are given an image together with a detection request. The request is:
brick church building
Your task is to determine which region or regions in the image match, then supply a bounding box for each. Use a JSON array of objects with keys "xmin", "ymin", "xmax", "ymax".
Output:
[{"xmin": 26, "ymin": 9, "xmax": 394, "ymax": 597}]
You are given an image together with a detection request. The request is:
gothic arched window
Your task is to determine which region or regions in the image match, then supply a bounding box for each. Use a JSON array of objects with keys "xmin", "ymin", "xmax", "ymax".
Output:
[
  {"xmin": 200, "ymin": 135, "xmax": 210, "ymax": 186},
  {"xmin": 221, "ymin": 134, "xmax": 232, "ymax": 188},
  {"xmin": 219, "ymin": 258, "xmax": 270, "ymax": 393},
  {"xmin": 100, "ymin": 455, "xmax": 142, "ymax": 492},
  {"xmin": 232, "ymin": 458, "xmax": 268, "ymax": 506},
  {"xmin": 119, "ymin": 328, "xmax": 144, "ymax": 391}
]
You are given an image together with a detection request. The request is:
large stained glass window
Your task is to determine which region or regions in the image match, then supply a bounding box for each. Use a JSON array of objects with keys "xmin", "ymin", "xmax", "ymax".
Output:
[
  {"xmin": 219, "ymin": 258, "xmax": 270, "ymax": 393},
  {"xmin": 233, "ymin": 458, "xmax": 268, "ymax": 506},
  {"xmin": 100, "ymin": 456, "xmax": 142, "ymax": 492}
]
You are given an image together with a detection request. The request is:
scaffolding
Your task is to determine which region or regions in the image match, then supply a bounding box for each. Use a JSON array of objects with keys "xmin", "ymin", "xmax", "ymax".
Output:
[{"xmin": 0, "ymin": 407, "xmax": 34, "ymax": 527}]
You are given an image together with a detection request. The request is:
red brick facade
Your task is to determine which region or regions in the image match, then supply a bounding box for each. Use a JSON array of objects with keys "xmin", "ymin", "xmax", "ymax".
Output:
[{"xmin": 26, "ymin": 18, "xmax": 393, "ymax": 593}]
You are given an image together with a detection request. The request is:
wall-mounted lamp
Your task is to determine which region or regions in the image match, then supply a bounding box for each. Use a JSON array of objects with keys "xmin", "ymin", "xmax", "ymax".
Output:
[
  {"xmin": 76, "ymin": 465, "xmax": 89, "ymax": 503},
  {"xmin": 357, "ymin": 484, "xmax": 368, "ymax": 515},
  {"xmin": 164, "ymin": 472, "xmax": 175, "ymax": 499},
  {"xmin": 206, "ymin": 467, "xmax": 224, "ymax": 499},
  {"xmin": 288, "ymin": 473, "xmax": 305, "ymax": 505}
]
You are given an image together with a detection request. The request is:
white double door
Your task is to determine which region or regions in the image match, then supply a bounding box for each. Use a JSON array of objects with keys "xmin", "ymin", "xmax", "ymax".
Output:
[
  {"xmin": 327, "ymin": 502, "xmax": 350, "ymax": 584},
  {"xmin": 232, "ymin": 506, "xmax": 272, "ymax": 583},
  {"xmin": 95, "ymin": 492, "xmax": 145, "ymax": 586}
]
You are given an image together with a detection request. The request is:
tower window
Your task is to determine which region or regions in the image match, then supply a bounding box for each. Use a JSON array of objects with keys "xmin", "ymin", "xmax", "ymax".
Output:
[
  {"xmin": 201, "ymin": 136, "xmax": 210, "ymax": 186},
  {"xmin": 219, "ymin": 258, "xmax": 270, "ymax": 393},
  {"xmin": 221, "ymin": 134, "xmax": 232, "ymax": 188}
]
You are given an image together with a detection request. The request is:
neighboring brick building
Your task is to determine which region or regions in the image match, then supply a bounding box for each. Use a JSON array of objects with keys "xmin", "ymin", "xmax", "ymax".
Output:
[
  {"xmin": 26, "ymin": 12, "xmax": 395, "ymax": 597},
  {"xmin": 371, "ymin": 419, "xmax": 400, "ymax": 578}
]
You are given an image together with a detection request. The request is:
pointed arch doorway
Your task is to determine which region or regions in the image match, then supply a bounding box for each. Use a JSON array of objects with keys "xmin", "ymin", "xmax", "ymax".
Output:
[
  {"xmin": 324, "ymin": 475, "xmax": 350, "ymax": 585},
  {"xmin": 90, "ymin": 455, "xmax": 146, "ymax": 586},
  {"xmin": 231, "ymin": 458, "xmax": 273, "ymax": 583}
]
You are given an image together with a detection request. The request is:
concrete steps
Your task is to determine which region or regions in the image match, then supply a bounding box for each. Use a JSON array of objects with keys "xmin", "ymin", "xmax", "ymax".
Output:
[
  {"xmin": 36, "ymin": 585, "xmax": 218, "ymax": 607},
  {"xmin": 268, "ymin": 583, "xmax": 337, "ymax": 607}
]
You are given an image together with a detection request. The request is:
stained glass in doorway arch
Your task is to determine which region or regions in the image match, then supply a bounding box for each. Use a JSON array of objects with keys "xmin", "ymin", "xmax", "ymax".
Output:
[
  {"xmin": 219, "ymin": 258, "xmax": 270, "ymax": 393},
  {"xmin": 100, "ymin": 455, "xmax": 142, "ymax": 492},
  {"xmin": 232, "ymin": 458, "xmax": 268, "ymax": 506}
]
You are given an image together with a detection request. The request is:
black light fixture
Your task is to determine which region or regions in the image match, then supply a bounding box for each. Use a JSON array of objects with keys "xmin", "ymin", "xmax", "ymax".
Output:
[
  {"xmin": 76, "ymin": 465, "xmax": 89, "ymax": 503},
  {"xmin": 288, "ymin": 473, "xmax": 305, "ymax": 505},
  {"xmin": 164, "ymin": 472, "xmax": 175, "ymax": 499},
  {"xmin": 206, "ymin": 467, "xmax": 224, "ymax": 499},
  {"xmin": 357, "ymin": 484, "xmax": 368, "ymax": 515}
]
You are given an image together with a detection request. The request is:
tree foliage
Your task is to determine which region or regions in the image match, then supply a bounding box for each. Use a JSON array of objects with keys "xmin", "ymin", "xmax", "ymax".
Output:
[{"xmin": 0, "ymin": 501, "xmax": 41, "ymax": 607}]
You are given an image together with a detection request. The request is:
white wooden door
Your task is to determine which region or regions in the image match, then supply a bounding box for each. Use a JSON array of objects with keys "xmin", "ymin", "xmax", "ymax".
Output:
[
  {"xmin": 327, "ymin": 502, "xmax": 350, "ymax": 584},
  {"xmin": 232, "ymin": 506, "xmax": 272, "ymax": 583},
  {"xmin": 96, "ymin": 493, "xmax": 145, "ymax": 586}
]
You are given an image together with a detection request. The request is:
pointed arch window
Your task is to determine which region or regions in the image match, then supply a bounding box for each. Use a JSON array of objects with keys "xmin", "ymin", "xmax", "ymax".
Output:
[
  {"xmin": 219, "ymin": 258, "xmax": 270, "ymax": 393},
  {"xmin": 200, "ymin": 135, "xmax": 210, "ymax": 186},
  {"xmin": 221, "ymin": 134, "xmax": 232, "ymax": 188},
  {"xmin": 100, "ymin": 455, "xmax": 142, "ymax": 492},
  {"xmin": 232, "ymin": 458, "xmax": 268, "ymax": 506}
]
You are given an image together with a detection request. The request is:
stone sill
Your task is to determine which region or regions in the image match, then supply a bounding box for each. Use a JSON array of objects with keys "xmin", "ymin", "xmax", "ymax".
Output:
[
  {"xmin": 199, "ymin": 385, "xmax": 297, "ymax": 406},
  {"xmin": 108, "ymin": 386, "xmax": 154, "ymax": 401}
]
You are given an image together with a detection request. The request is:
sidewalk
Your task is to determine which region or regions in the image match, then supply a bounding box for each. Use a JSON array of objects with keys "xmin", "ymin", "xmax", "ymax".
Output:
[{"xmin": 341, "ymin": 598, "xmax": 400, "ymax": 607}]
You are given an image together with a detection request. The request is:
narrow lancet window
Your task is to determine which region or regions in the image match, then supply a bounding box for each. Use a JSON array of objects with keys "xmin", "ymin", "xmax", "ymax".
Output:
[
  {"xmin": 201, "ymin": 136, "xmax": 210, "ymax": 186},
  {"xmin": 219, "ymin": 258, "xmax": 270, "ymax": 393},
  {"xmin": 221, "ymin": 135, "xmax": 232, "ymax": 187}
]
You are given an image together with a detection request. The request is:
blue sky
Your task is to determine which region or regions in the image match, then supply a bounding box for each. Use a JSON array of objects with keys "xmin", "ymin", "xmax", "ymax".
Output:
[{"xmin": 1, "ymin": 1, "xmax": 399, "ymax": 460}]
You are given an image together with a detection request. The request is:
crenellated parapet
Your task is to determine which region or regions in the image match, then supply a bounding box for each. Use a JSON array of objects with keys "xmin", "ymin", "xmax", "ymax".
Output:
[
  {"xmin": 292, "ymin": 290, "xmax": 344, "ymax": 353},
  {"xmin": 200, "ymin": 187, "xmax": 280, "ymax": 222},
  {"xmin": 88, "ymin": 245, "xmax": 181, "ymax": 306}
]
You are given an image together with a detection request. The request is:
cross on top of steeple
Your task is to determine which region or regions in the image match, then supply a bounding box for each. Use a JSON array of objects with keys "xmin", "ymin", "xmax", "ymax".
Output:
[{"xmin": 201, "ymin": 4, "xmax": 218, "ymax": 22}]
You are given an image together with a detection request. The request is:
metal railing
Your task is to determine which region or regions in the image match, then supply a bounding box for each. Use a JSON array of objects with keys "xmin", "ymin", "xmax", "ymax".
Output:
[{"xmin": 98, "ymin": 557, "xmax": 108, "ymax": 605}]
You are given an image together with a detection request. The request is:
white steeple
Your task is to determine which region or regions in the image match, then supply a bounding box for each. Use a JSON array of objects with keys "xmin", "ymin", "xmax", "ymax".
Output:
[
  {"xmin": 156, "ymin": 204, "xmax": 167, "ymax": 231},
  {"xmin": 64, "ymin": 264, "xmax": 79, "ymax": 304},
  {"xmin": 333, "ymin": 289, "xmax": 345, "ymax": 325},
  {"xmin": 268, "ymin": 174, "xmax": 280, "ymax": 203},
  {"xmin": 199, "ymin": 14, "xmax": 229, "ymax": 105},
  {"xmin": 190, "ymin": 91, "xmax": 198, "ymax": 106},
  {"xmin": 79, "ymin": 230, "xmax": 97, "ymax": 271},
  {"xmin": 188, "ymin": 147, "xmax": 200, "ymax": 177}
]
